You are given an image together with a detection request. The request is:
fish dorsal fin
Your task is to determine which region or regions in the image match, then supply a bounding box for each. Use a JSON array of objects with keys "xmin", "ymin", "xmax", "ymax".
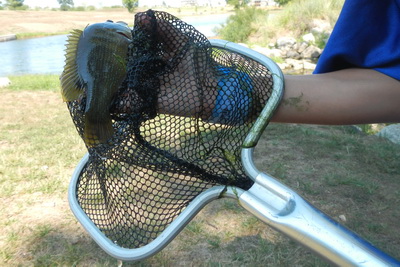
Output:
[{"xmin": 60, "ymin": 29, "xmax": 85, "ymax": 102}]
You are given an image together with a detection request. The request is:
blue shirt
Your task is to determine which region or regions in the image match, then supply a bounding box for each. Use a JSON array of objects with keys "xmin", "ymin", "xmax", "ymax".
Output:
[{"xmin": 314, "ymin": 0, "xmax": 400, "ymax": 80}]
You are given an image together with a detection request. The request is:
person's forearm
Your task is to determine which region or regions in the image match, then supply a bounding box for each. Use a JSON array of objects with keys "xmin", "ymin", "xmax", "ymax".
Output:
[{"xmin": 272, "ymin": 68, "xmax": 400, "ymax": 124}]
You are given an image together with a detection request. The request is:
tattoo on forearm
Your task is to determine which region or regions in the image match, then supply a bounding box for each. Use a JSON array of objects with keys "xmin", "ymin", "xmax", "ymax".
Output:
[{"xmin": 282, "ymin": 93, "xmax": 310, "ymax": 111}]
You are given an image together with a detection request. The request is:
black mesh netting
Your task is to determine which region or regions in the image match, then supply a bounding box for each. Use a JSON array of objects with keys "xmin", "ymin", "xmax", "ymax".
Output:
[{"xmin": 67, "ymin": 10, "xmax": 275, "ymax": 249}]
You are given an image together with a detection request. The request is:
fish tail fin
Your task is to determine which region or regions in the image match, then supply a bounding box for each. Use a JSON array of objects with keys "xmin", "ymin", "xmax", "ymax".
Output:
[{"xmin": 84, "ymin": 115, "xmax": 114, "ymax": 147}]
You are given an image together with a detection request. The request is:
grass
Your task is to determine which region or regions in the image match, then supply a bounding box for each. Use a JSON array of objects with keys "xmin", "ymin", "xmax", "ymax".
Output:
[
  {"xmin": 1, "ymin": 75, "xmax": 399, "ymax": 266},
  {"xmin": 15, "ymin": 32, "xmax": 70, "ymax": 40},
  {"xmin": 218, "ymin": 0, "xmax": 344, "ymax": 46},
  {"xmin": 8, "ymin": 74, "xmax": 61, "ymax": 91},
  {"xmin": 254, "ymin": 124, "xmax": 400, "ymax": 255},
  {"xmin": 275, "ymin": 0, "xmax": 344, "ymax": 36},
  {"xmin": 216, "ymin": 7, "xmax": 269, "ymax": 43}
]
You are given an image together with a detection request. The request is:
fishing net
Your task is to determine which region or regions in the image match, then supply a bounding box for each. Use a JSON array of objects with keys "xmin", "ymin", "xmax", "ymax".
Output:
[{"xmin": 67, "ymin": 10, "xmax": 278, "ymax": 249}]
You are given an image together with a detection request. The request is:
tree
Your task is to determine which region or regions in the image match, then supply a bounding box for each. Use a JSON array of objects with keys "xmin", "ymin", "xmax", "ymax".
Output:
[
  {"xmin": 58, "ymin": 0, "xmax": 74, "ymax": 11},
  {"xmin": 5, "ymin": 0, "xmax": 24, "ymax": 9},
  {"xmin": 274, "ymin": 0, "xmax": 293, "ymax": 6},
  {"xmin": 216, "ymin": 7, "xmax": 267, "ymax": 43},
  {"xmin": 122, "ymin": 0, "xmax": 138, "ymax": 13},
  {"xmin": 226, "ymin": 0, "xmax": 249, "ymax": 9}
]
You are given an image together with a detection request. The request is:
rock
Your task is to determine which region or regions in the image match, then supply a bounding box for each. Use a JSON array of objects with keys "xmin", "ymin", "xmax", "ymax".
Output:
[
  {"xmin": 302, "ymin": 33, "xmax": 315, "ymax": 44},
  {"xmin": 297, "ymin": 42, "xmax": 309, "ymax": 54},
  {"xmin": 302, "ymin": 61, "xmax": 317, "ymax": 70},
  {"xmin": 277, "ymin": 62, "xmax": 290, "ymax": 70},
  {"xmin": 285, "ymin": 59, "xmax": 316, "ymax": 71},
  {"xmin": 268, "ymin": 48, "xmax": 283, "ymax": 58},
  {"xmin": 276, "ymin": 36, "xmax": 296, "ymax": 49},
  {"xmin": 376, "ymin": 124, "xmax": 400, "ymax": 144},
  {"xmin": 350, "ymin": 125, "xmax": 363, "ymax": 133},
  {"xmin": 311, "ymin": 19, "xmax": 332, "ymax": 35},
  {"xmin": 285, "ymin": 59, "xmax": 304, "ymax": 71},
  {"xmin": 0, "ymin": 77, "xmax": 11, "ymax": 87},
  {"xmin": 285, "ymin": 50, "xmax": 301, "ymax": 59},
  {"xmin": 251, "ymin": 37, "xmax": 322, "ymax": 71},
  {"xmin": 301, "ymin": 45, "xmax": 322, "ymax": 59},
  {"xmin": 253, "ymin": 46, "xmax": 282, "ymax": 58}
]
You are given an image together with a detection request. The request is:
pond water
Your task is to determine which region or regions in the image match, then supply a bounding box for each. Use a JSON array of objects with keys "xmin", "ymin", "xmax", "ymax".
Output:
[
  {"xmin": 0, "ymin": 14, "xmax": 229, "ymax": 77},
  {"xmin": 0, "ymin": 34, "xmax": 68, "ymax": 76}
]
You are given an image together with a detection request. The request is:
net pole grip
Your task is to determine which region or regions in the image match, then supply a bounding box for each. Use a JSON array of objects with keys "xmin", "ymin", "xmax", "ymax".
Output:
[{"xmin": 240, "ymin": 148, "xmax": 400, "ymax": 266}]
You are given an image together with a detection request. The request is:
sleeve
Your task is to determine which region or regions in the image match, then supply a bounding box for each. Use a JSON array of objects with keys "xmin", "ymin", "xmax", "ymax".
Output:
[{"xmin": 313, "ymin": 0, "xmax": 400, "ymax": 81}]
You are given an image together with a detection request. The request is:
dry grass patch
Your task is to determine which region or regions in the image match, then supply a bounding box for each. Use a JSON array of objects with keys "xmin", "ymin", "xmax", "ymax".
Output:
[{"xmin": 0, "ymin": 80, "xmax": 399, "ymax": 266}]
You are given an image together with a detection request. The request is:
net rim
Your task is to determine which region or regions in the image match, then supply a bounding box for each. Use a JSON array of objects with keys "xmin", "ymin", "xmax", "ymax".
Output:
[
  {"xmin": 68, "ymin": 39, "xmax": 284, "ymax": 261},
  {"xmin": 68, "ymin": 152, "xmax": 244, "ymax": 261}
]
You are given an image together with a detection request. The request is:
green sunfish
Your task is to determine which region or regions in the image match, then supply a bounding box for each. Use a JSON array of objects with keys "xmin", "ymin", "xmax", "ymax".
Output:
[{"xmin": 60, "ymin": 20, "xmax": 132, "ymax": 147}]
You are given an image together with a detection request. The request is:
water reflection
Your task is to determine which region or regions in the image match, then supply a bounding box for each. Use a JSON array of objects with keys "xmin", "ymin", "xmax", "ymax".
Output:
[{"xmin": 0, "ymin": 34, "xmax": 68, "ymax": 76}]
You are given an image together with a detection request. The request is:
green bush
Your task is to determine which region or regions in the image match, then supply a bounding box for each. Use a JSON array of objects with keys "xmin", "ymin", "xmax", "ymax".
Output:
[
  {"xmin": 276, "ymin": 0, "xmax": 344, "ymax": 35},
  {"xmin": 73, "ymin": 6, "xmax": 85, "ymax": 11},
  {"xmin": 216, "ymin": 0, "xmax": 344, "ymax": 46},
  {"xmin": 216, "ymin": 7, "xmax": 268, "ymax": 43},
  {"xmin": 226, "ymin": 0, "xmax": 250, "ymax": 9},
  {"xmin": 275, "ymin": 0, "xmax": 293, "ymax": 6},
  {"xmin": 314, "ymin": 31, "xmax": 330, "ymax": 48}
]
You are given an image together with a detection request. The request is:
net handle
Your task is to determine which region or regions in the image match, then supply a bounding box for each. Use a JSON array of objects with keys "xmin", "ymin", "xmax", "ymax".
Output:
[
  {"xmin": 240, "ymin": 148, "xmax": 400, "ymax": 266},
  {"xmin": 216, "ymin": 40, "xmax": 399, "ymax": 265},
  {"xmin": 209, "ymin": 39, "xmax": 285, "ymax": 148}
]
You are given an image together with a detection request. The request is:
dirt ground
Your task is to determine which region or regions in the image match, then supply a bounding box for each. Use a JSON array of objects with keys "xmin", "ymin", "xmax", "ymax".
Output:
[
  {"xmin": 0, "ymin": 9, "xmax": 229, "ymax": 36},
  {"xmin": 1, "ymin": 88, "xmax": 399, "ymax": 265},
  {"xmin": 0, "ymin": 10, "xmax": 137, "ymax": 35}
]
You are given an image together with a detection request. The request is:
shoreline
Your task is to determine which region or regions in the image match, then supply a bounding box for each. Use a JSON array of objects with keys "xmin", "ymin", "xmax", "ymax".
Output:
[
  {"xmin": 0, "ymin": 9, "xmax": 232, "ymax": 39},
  {"xmin": 0, "ymin": 34, "xmax": 17, "ymax": 42}
]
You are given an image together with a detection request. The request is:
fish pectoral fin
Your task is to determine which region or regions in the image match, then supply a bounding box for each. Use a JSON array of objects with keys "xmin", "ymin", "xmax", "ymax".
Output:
[
  {"xmin": 84, "ymin": 117, "xmax": 114, "ymax": 147},
  {"xmin": 60, "ymin": 29, "xmax": 85, "ymax": 102}
]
